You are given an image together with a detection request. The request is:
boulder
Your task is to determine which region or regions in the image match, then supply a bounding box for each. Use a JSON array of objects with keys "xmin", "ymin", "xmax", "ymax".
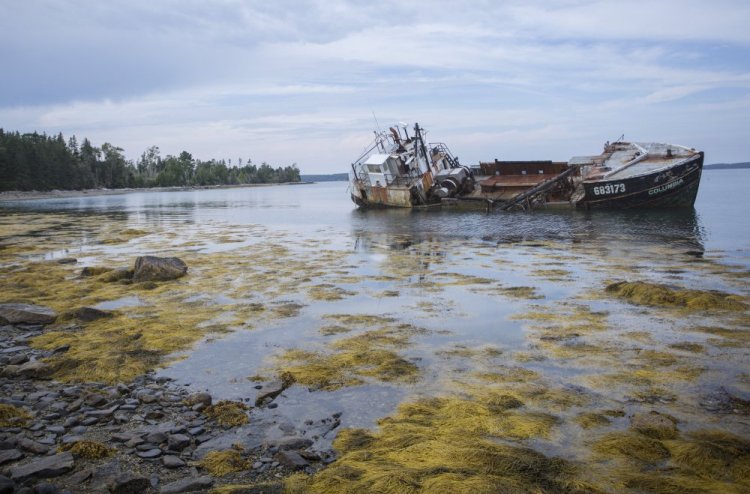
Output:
[
  {"xmin": 109, "ymin": 473, "xmax": 152, "ymax": 494},
  {"xmin": 9, "ymin": 452, "xmax": 74, "ymax": 482},
  {"xmin": 133, "ymin": 257, "xmax": 187, "ymax": 282},
  {"xmin": 0, "ymin": 449, "xmax": 23, "ymax": 466},
  {"xmin": 0, "ymin": 304, "xmax": 57, "ymax": 325},
  {"xmin": 274, "ymin": 450, "xmax": 309, "ymax": 470},
  {"xmin": 62, "ymin": 307, "xmax": 113, "ymax": 323},
  {"xmin": 630, "ymin": 411, "xmax": 678, "ymax": 439},
  {"xmin": 160, "ymin": 476, "xmax": 213, "ymax": 494},
  {"xmin": 17, "ymin": 361, "xmax": 52, "ymax": 378},
  {"xmin": 161, "ymin": 455, "xmax": 185, "ymax": 469}
]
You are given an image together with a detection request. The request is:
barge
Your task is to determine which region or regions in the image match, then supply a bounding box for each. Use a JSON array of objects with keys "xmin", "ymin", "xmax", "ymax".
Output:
[{"xmin": 349, "ymin": 123, "xmax": 703, "ymax": 211}]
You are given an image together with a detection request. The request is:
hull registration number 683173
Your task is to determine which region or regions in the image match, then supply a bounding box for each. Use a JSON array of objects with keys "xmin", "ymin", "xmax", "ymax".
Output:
[{"xmin": 592, "ymin": 183, "xmax": 625, "ymax": 196}]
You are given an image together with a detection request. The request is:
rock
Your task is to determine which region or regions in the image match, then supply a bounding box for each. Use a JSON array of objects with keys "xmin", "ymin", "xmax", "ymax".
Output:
[
  {"xmin": 0, "ymin": 304, "xmax": 57, "ymax": 325},
  {"xmin": 187, "ymin": 426, "xmax": 204, "ymax": 436},
  {"xmin": 18, "ymin": 438, "xmax": 50, "ymax": 455},
  {"xmin": 98, "ymin": 269, "xmax": 133, "ymax": 283},
  {"xmin": 161, "ymin": 455, "xmax": 185, "ymax": 469},
  {"xmin": 32, "ymin": 483, "xmax": 59, "ymax": 494},
  {"xmin": 111, "ymin": 433, "xmax": 134, "ymax": 443},
  {"xmin": 0, "ymin": 365, "xmax": 20, "ymax": 378},
  {"xmin": 160, "ymin": 476, "xmax": 213, "ymax": 494},
  {"xmin": 109, "ymin": 473, "xmax": 152, "ymax": 494},
  {"xmin": 630, "ymin": 411, "xmax": 678, "ymax": 439},
  {"xmin": 17, "ymin": 361, "xmax": 52, "ymax": 378},
  {"xmin": 86, "ymin": 405, "xmax": 120, "ymax": 418},
  {"xmin": 184, "ymin": 393, "xmax": 212, "ymax": 407},
  {"xmin": 145, "ymin": 432, "xmax": 167, "ymax": 444},
  {"xmin": 254, "ymin": 379, "xmax": 290, "ymax": 407},
  {"xmin": 80, "ymin": 267, "xmax": 112, "ymax": 277},
  {"xmin": 0, "ymin": 475, "xmax": 14, "ymax": 494},
  {"xmin": 84, "ymin": 393, "xmax": 108, "ymax": 407},
  {"xmin": 133, "ymin": 257, "xmax": 187, "ymax": 283},
  {"xmin": 166, "ymin": 434, "xmax": 190, "ymax": 451},
  {"xmin": 273, "ymin": 437, "xmax": 313, "ymax": 451},
  {"xmin": 9, "ymin": 452, "xmax": 74, "ymax": 482},
  {"xmin": 0, "ymin": 449, "xmax": 23, "ymax": 465},
  {"xmin": 62, "ymin": 307, "xmax": 113, "ymax": 323},
  {"xmin": 136, "ymin": 448, "xmax": 161, "ymax": 459},
  {"xmin": 275, "ymin": 450, "xmax": 309, "ymax": 470},
  {"xmin": 55, "ymin": 258, "xmax": 77, "ymax": 265},
  {"xmin": 9, "ymin": 354, "xmax": 29, "ymax": 365}
]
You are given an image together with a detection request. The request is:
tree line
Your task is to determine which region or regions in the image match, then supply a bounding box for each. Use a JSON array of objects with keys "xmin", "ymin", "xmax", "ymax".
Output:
[{"xmin": 0, "ymin": 129, "xmax": 300, "ymax": 192}]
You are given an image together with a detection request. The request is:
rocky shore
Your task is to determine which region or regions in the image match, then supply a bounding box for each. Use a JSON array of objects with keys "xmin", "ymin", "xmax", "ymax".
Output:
[{"xmin": 0, "ymin": 305, "xmax": 335, "ymax": 494}]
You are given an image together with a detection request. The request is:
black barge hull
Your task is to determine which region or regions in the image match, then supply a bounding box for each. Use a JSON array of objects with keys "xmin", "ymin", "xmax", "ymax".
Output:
[{"xmin": 576, "ymin": 152, "xmax": 704, "ymax": 210}]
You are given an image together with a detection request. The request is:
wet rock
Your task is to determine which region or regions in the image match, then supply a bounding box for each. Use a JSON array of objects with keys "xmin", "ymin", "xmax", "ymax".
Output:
[
  {"xmin": 275, "ymin": 450, "xmax": 309, "ymax": 470},
  {"xmin": 17, "ymin": 361, "xmax": 52, "ymax": 378},
  {"xmin": 136, "ymin": 448, "xmax": 162, "ymax": 459},
  {"xmin": 0, "ymin": 475, "xmax": 14, "ymax": 494},
  {"xmin": 185, "ymin": 393, "xmax": 211, "ymax": 407},
  {"xmin": 55, "ymin": 258, "xmax": 77, "ymax": 265},
  {"xmin": 160, "ymin": 476, "xmax": 213, "ymax": 494},
  {"xmin": 273, "ymin": 437, "xmax": 313, "ymax": 451},
  {"xmin": 254, "ymin": 379, "xmax": 290, "ymax": 407},
  {"xmin": 62, "ymin": 307, "xmax": 113, "ymax": 323},
  {"xmin": 0, "ymin": 449, "xmax": 23, "ymax": 465},
  {"xmin": 18, "ymin": 438, "xmax": 50, "ymax": 455},
  {"xmin": 32, "ymin": 483, "xmax": 59, "ymax": 494},
  {"xmin": 109, "ymin": 473, "xmax": 152, "ymax": 494},
  {"xmin": 9, "ymin": 452, "xmax": 74, "ymax": 482},
  {"xmin": 98, "ymin": 269, "xmax": 134, "ymax": 283},
  {"xmin": 167, "ymin": 434, "xmax": 190, "ymax": 451},
  {"xmin": 80, "ymin": 267, "xmax": 112, "ymax": 277},
  {"xmin": 145, "ymin": 432, "xmax": 167, "ymax": 444},
  {"xmin": 133, "ymin": 256, "xmax": 187, "ymax": 283},
  {"xmin": 0, "ymin": 304, "xmax": 57, "ymax": 325},
  {"xmin": 161, "ymin": 455, "xmax": 185, "ymax": 469},
  {"xmin": 631, "ymin": 411, "xmax": 678, "ymax": 439}
]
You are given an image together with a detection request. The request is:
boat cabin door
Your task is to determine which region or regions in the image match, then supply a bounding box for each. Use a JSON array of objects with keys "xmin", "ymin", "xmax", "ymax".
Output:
[{"xmin": 364, "ymin": 153, "xmax": 389, "ymax": 187}]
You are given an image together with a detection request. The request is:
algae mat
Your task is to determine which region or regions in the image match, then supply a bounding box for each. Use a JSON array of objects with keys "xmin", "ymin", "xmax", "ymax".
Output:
[{"xmin": 2, "ymin": 186, "xmax": 750, "ymax": 493}]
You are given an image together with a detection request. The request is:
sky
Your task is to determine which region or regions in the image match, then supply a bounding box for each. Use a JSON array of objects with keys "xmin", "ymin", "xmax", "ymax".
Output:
[{"xmin": 1, "ymin": 0, "xmax": 749, "ymax": 173}]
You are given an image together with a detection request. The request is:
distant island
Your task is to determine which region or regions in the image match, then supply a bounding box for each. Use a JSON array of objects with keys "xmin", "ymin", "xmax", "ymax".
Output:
[
  {"xmin": 0, "ymin": 129, "xmax": 300, "ymax": 192},
  {"xmin": 300, "ymin": 173, "xmax": 348, "ymax": 182},
  {"xmin": 705, "ymin": 162, "xmax": 750, "ymax": 170}
]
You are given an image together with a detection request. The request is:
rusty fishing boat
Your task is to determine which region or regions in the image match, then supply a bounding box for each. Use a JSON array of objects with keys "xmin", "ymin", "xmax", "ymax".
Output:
[{"xmin": 348, "ymin": 123, "xmax": 704, "ymax": 211}]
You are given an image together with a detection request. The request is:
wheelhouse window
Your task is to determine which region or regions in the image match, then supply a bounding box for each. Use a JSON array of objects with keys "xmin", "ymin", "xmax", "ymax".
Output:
[{"xmin": 367, "ymin": 165, "xmax": 382, "ymax": 173}]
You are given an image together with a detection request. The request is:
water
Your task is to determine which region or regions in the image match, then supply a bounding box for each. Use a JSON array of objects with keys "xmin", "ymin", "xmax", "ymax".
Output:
[{"xmin": 1, "ymin": 170, "xmax": 748, "ymax": 457}]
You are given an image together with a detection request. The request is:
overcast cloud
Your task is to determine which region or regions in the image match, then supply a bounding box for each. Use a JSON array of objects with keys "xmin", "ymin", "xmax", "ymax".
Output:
[{"xmin": 1, "ymin": 0, "xmax": 749, "ymax": 172}]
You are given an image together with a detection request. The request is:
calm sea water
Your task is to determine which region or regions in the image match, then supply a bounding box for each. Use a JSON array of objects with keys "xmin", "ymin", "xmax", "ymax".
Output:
[{"xmin": 1, "ymin": 169, "xmax": 748, "ymax": 453}]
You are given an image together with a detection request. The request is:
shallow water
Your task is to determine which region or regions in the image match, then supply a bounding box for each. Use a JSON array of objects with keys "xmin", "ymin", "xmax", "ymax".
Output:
[{"xmin": 1, "ymin": 171, "xmax": 749, "ymax": 483}]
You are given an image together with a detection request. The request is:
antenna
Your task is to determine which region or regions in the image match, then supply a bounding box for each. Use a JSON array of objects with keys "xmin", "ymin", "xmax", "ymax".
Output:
[{"xmin": 372, "ymin": 111, "xmax": 382, "ymax": 133}]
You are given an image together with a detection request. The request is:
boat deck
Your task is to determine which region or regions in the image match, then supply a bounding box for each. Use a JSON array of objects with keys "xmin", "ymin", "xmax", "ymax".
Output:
[{"xmin": 576, "ymin": 142, "xmax": 700, "ymax": 182}]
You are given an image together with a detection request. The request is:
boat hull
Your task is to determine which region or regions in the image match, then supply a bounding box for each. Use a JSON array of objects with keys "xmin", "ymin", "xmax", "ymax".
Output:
[{"xmin": 576, "ymin": 152, "xmax": 703, "ymax": 210}]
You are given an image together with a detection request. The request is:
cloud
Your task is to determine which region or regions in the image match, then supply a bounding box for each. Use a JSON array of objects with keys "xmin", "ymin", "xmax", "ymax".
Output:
[{"xmin": 1, "ymin": 0, "xmax": 749, "ymax": 171}]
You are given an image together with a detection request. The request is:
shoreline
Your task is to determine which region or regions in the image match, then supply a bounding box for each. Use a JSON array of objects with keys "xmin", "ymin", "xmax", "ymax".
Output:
[{"xmin": 0, "ymin": 182, "xmax": 312, "ymax": 203}]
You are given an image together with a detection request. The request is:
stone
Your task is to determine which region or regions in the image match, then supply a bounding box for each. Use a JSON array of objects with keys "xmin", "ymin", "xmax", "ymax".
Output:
[
  {"xmin": 32, "ymin": 483, "xmax": 59, "ymax": 494},
  {"xmin": 85, "ymin": 405, "xmax": 119, "ymax": 418},
  {"xmin": 274, "ymin": 450, "xmax": 308, "ymax": 470},
  {"xmin": 84, "ymin": 393, "xmax": 107, "ymax": 407},
  {"xmin": 98, "ymin": 269, "xmax": 133, "ymax": 283},
  {"xmin": 135, "ymin": 448, "xmax": 161, "ymax": 459},
  {"xmin": 9, "ymin": 452, "xmax": 74, "ymax": 482},
  {"xmin": 0, "ymin": 449, "xmax": 23, "ymax": 465},
  {"xmin": 254, "ymin": 380, "xmax": 290, "ymax": 407},
  {"xmin": 111, "ymin": 433, "xmax": 134, "ymax": 443},
  {"xmin": 273, "ymin": 437, "xmax": 313, "ymax": 451},
  {"xmin": 0, "ymin": 365, "xmax": 20, "ymax": 378},
  {"xmin": 64, "ymin": 306, "xmax": 113, "ymax": 323},
  {"xmin": 187, "ymin": 426, "xmax": 204, "ymax": 436},
  {"xmin": 630, "ymin": 411, "xmax": 678, "ymax": 439},
  {"xmin": 0, "ymin": 475, "xmax": 14, "ymax": 494},
  {"xmin": 17, "ymin": 361, "xmax": 52, "ymax": 378},
  {"xmin": 80, "ymin": 267, "xmax": 112, "ymax": 277},
  {"xmin": 132, "ymin": 256, "xmax": 187, "ymax": 283},
  {"xmin": 18, "ymin": 438, "xmax": 50, "ymax": 455},
  {"xmin": 161, "ymin": 455, "xmax": 185, "ymax": 469},
  {"xmin": 166, "ymin": 434, "xmax": 190, "ymax": 451},
  {"xmin": 9, "ymin": 354, "xmax": 29, "ymax": 365},
  {"xmin": 109, "ymin": 473, "xmax": 152, "ymax": 494},
  {"xmin": 145, "ymin": 432, "xmax": 167, "ymax": 444},
  {"xmin": 55, "ymin": 258, "xmax": 77, "ymax": 265},
  {"xmin": 184, "ymin": 393, "xmax": 211, "ymax": 407},
  {"xmin": 0, "ymin": 304, "xmax": 57, "ymax": 325},
  {"xmin": 160, "ymin": 476, "xmax": 213, "ymax": 494}
]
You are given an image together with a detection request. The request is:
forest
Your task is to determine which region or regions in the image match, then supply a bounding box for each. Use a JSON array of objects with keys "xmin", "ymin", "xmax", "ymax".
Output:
[{"xmin": 0, "ymin": 129, "xmax": 300, "ymax": 191}]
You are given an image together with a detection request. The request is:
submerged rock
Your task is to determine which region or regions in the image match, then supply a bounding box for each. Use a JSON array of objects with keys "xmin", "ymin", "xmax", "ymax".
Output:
[
  {"xmin": 0, "ymin": 304, "xmax": 57, "ymax": 325},
  {"xmin": 133, "ymin": 256, "xmax": 187, "ymax": 282}
]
